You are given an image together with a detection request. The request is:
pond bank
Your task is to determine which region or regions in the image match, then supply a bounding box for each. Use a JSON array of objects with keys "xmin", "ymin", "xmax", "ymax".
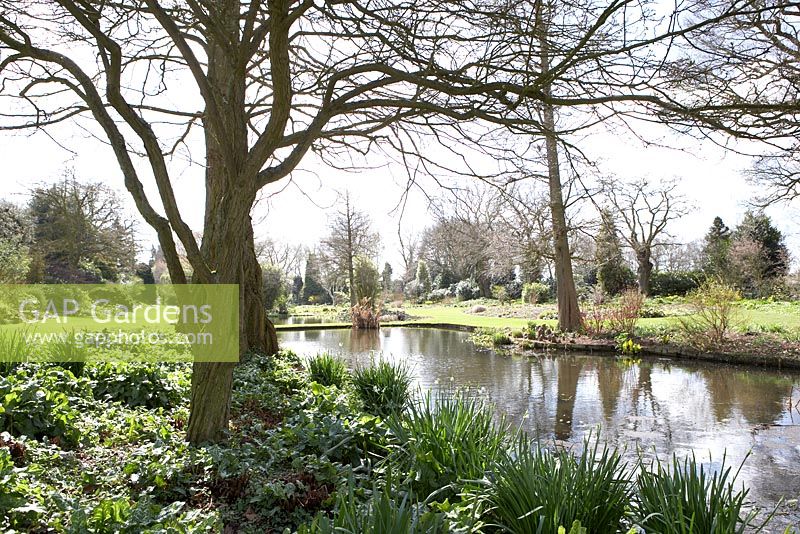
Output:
[{"xmin": 520, "ymin": 337, "xmax": 800, "ymax": 370}]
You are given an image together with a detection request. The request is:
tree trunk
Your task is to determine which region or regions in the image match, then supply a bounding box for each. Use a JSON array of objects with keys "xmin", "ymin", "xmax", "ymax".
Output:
[
  {"xmin": 187, "ymin": 194, "xmax": 279, "ymax": 443},
  {"xmin": 186, "ymin": 9, "xmax": 277, "ymax": 443},
  {"xmin": 637, "ymin": 249, "xmax": 653, "ymax": 297},
  {"xmin": 348, "ymin": 255, "xmax": 356, "ymax": 307},
  {"xmin": 347, "ymin": 197, "xmax": 356, "ymax": 307},
  {"xmin": 543, "ymin": 101, "xmax": 582, "ymax": 332},
  {"xmin": 538, "ymin": 24, "xmax": 581, "ymax": 332}
]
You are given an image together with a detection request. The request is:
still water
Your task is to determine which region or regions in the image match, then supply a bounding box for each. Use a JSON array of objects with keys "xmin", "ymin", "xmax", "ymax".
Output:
[
  {"xmin": 272, "ymin": 316, "xmax": 325, "ymax": 325},
  {"xmin": 278, "ymin": 327, "xmax": 800, "ymax": 529}
]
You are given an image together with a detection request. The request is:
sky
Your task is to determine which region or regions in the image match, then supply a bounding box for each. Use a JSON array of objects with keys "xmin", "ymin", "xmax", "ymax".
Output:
[{"xmin": 1, "ymin": 115, "xmax": 798, "ymax": 274}]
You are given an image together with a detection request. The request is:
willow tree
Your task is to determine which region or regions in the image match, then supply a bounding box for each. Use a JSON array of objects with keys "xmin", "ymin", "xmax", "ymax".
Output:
[{"xmin": 0, "ymin": 0, "xmax": 770, "ymax": 441}]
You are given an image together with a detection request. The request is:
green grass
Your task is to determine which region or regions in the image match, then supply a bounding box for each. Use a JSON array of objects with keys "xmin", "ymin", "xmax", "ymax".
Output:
[
  {"xmin": 402, "ymin": 305, "xmax": 536, "ymax": 329},
  {"xmin": 277, "ymin": 304, "xmax": 542, "ymax": 331},
  {"xmin": 277, "ymin": 300, "xmax": 800, "ymax": 335}
]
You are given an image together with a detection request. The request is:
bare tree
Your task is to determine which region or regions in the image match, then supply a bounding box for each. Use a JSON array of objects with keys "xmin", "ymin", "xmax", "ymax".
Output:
[
  {"xmin": 541, "ymin": 88, "xmax": 582, "ymax": 330},
  {"xmin": 495, "ymin": 188, "xmax": 552, "ymax": 284},
  {"xmin": 421, "ymin": 185, "xmax": 512, "ymax": 296},
  {"xmin": 0, "ymin": 0, "xmax": 782, "ymax": 442},
  {"xmin": 662, "ymin": 0, "xmax": 800, "ymax": 204},
  {"xmin": 398, "ymin": 230, "xmax": 420, "ymax": 291},
  {"xmin": 320, "ymin": 192, "xmax": 379, "ymax": 306},
  {"xmin": 652, "ymin": 239, "xmax": 704, "ymax": 273},
  {"xmin": 256, "ymin": 238, "xmax": 304, "ymax": 277},
  {"xmin": 601, "ymin": 179, "xmax": 690, "ymax": 296}
]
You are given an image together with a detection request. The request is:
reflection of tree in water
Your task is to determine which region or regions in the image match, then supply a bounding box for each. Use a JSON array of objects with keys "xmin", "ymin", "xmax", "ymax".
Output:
[
  {"xmin": 627, "ymin": 363, "xmax": 674, "ymax": 449},
  {"xmin": 349, "ymin": 328, "xmax": 381, "ymax": 353},
  {"xmin": 301, "ymin": 329, "xmax": 322, "ymax": 342},
  {"xmin": 554, "ymin": 358, "xmax": 583, "ymax": 441},
  {"xmin": 702, "ymin": 368, "xmax": 792, "ymax": 425},
  {"xmin": 504, "ymin": 356, "xmax": 551, "ymax": 438},
  {"xmin": 596, "ymin": 360, "xmax": 624, "ymax": 421}
]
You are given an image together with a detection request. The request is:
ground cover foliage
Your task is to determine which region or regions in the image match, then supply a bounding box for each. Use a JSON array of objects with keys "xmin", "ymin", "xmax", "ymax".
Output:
[{"xmin": 0, "ymin": 350, "xmax": 784, "ymax": 533}]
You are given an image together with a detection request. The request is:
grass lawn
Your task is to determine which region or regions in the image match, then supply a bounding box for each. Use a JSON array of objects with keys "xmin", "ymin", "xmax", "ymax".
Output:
[
  {"xmin": 401, "ymin": 304, "xmax": 544, "ymax": 329},
  {"xmin": 279, "ymin": 300, "xmax": 800, "ymax": 334},
  {"xmin": 0, "ymin": 316, "xmax": 175, "ymax": 333}
]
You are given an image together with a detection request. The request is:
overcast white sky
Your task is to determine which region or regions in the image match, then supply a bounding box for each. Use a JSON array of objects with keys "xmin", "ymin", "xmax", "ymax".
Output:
[{"xmin": 1, "ymin": 117, "xmax": 798, "ymax": 273}]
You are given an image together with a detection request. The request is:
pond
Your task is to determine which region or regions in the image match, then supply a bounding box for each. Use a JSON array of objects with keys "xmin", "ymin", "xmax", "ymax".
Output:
[
  {"xmin": 271, "ymin": 315, "xmax": 326, "ymax": 325},
  {"xmin": 279, "ymin": 326, "xmax": 800, "ymax": 529}
]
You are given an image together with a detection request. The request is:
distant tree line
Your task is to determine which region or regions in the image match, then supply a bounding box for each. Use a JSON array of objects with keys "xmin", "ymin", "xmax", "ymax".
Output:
[{"xmin": 0, "ymin": 176, "xmax": 139, "ymax": 285}]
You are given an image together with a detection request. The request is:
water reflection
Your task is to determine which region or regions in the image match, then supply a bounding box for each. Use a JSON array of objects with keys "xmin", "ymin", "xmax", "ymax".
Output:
[
  {"xmin": 278, "ymin": 327, "xmax": 800, "ymax": 526},
  {"xmin": 271, "ymin": 316, "xmax": 324, "ymax": 325}
]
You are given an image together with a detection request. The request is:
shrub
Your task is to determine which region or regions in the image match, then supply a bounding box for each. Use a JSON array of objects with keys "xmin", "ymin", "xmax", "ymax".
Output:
[
  {"xmin": 426, "ymin": 288, "xmax": 452, "ymax": 302},
  {"xmin": 606, "ymin": 288, "xmax": 644, "ymax": 335},
  {"xmin": 454, "ymin": 279, "xmax": 480, "ymax": 301},
  {"xmin": 680, "ymin": 279, "xmax": 741, "ymax": 346},
  {"xmin": 351, "ymin": 359, "xmax": 412, "ymax": 417},
  {"xmin": 87, "ymin": 363, "xmax": 183, "ymax": 409},
  {"xmin": 491, "ymin": 331, "xmax": 512, "ymax": 346},
  {"xmin": 352, "ymin": 298, "xmax": 381, "ymax": 329},
  {"xmin": 491, "ymin": 285, "xmax": 509, "ymax": 303},
  {"xmin": 522, "ymin": 282, "xmax": 551, "ymax": 304},
  {"xmin": 470, "ymin": 328, "xmax": 513, "ymax": 348},
  {"xmin": 581, "ymin": 306, "xmax": 607, "ymax": 337},
  {"xmin": 385, "ymin": 391, "xmax": 508, "ymax": 500},
  {"xmin": 650, "ymin": 270, "xmax": 704, "ymax": 297},
  {"xmin": 0, "ymin": 239, "xmax": 30, "ymax": 285},
  {"xmin": 503, "ymin": 279, "xmax": 523, "ymax": 300},
  {"xmin": 307, "ymin": 353, "xmax": 348, "ymax": 388},
  {"xmin": 634, "ymin": 453, "xmax": 766, "ymax": 533},
  {"xmin": 486, "ymin": 438, "xmax": 633, "ymax": 534}
]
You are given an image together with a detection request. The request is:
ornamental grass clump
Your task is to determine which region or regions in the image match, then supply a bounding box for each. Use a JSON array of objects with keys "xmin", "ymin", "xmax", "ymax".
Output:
[
  {"xmin": 385, "ymin": 390, "xmax": 508, "ymax": 501},
  {"xmin": 633, "ymin": 453, "xmax": 770, "ymax": 534},
  {"xmin": 299, "ymin": 479, "xmax": 448, "ymax": 534},
  {"xmin": 485, "ymin": 437, "xmax": 633, "ymax": 534},
  {"xmin": 307, "ymin": 353, "xmax": 348, "ymax": 388},
  {"xmin": 351, "ymin": 359, "xmax": 412, "ymax": 417}
]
